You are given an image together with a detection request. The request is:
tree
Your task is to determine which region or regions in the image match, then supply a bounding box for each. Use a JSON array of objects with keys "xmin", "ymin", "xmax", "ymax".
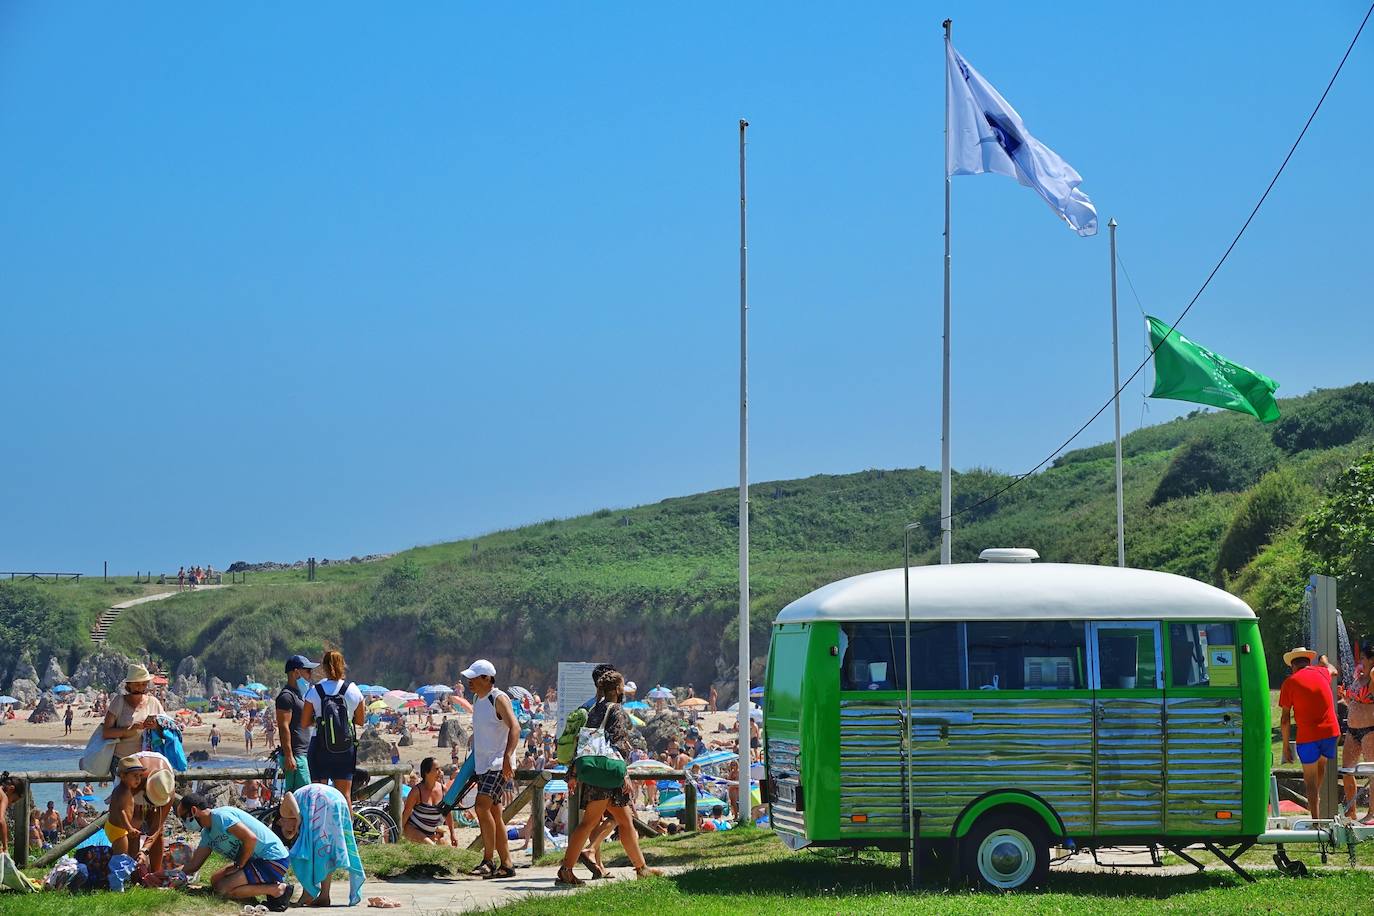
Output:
[{"xmin": 1302, "ymin": 451, "xmax": 1374, "ymax": 633}]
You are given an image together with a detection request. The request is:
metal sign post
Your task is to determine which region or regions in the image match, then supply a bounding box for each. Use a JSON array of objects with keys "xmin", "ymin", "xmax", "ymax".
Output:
[{"xmin": 1309, "ymin": 574, "xmax": 1339, "ymax": 819}]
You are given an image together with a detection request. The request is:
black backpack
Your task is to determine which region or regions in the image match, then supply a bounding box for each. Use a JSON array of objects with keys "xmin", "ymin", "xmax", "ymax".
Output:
[{"xmin": 316, "ymin": 681, "xmax": 355, "ymax": 755}]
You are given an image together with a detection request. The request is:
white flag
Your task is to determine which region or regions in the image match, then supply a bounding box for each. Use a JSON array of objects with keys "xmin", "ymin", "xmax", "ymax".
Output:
[{"xmin": 946, "ymin": 41, "xmax": 1098, "ymax": 237}]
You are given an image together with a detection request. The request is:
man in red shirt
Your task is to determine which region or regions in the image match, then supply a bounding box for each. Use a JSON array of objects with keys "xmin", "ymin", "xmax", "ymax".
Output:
[{"xmin": 1279, "ymin": 646, "xmax": 1341, "ymax": 819}]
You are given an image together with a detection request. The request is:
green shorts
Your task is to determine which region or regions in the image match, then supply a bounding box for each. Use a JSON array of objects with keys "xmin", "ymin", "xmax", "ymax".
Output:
[{"xmin": 283, "ymin": 755, "xmax": 311, "ymax": 791}]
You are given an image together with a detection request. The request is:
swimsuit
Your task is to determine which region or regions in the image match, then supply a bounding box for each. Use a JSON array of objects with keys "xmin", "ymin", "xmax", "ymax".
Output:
[
  {"xmin": 103, "ymin": 822, "xmax": 129, "ymax": 842},
  {"xmin": 407, "ymin": 798, "xmax": 444, "ymax": 835}
]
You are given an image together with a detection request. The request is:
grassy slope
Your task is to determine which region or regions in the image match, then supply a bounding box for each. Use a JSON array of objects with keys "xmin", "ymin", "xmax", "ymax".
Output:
[{"xmin": 41, "ymin": 380, "xmax": 1361, "ymax": 691}]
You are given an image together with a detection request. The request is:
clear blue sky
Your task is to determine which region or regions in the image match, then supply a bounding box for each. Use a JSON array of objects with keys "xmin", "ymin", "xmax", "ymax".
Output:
[{"xmin": 3, "ymin": 2, "xmax": 1371, "ymax": 572}]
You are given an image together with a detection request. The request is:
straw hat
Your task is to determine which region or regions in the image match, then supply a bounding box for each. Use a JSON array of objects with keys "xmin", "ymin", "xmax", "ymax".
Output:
[
  {"xmin": 125, "ymin": 663, "xmax": 153, "ymax": 684},
  {"xmin": 144, "ymin": 769, "xmax": 175, "ymax": 807},
  {"xmin": 117, "ymin": 755, "xmax": 148, "ymax": 775},
  {"xmin": 1283, "ymin": 647, "xmax": 1317, "ymax": 667}
]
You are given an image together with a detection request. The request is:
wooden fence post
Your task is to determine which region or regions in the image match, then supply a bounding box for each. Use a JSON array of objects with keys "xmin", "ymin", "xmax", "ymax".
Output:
[
  {"xmin": 389, "ymin": 773, "xmax": 404, "ymax": 833},
  {"xmin": 684, "ymin": 779, "xmax": 697, "ymax": 832},
  {"xmin": 13, "ymin": 782, "xmax": 31, "ymax": 867},
  {"xmin": 531, "ymin": 772, "xmax": 546, "ymax": 860}
]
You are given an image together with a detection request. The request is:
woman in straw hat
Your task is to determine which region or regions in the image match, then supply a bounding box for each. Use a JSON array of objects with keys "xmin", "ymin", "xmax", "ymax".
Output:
[{"xmin": 102, "ymin": 664, "xmax": 167, "ymax": 777}]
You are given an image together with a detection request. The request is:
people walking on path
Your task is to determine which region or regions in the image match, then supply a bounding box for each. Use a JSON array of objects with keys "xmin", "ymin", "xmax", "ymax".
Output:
[
  {"xmin": 301, "ymin": 650, "xmax": 365, "ymax": 804},
  {"xmin": 275, "ymin": 654, "xmax": 318, "ymax": 793},
  {"xmin": 463, "ymin": 658, "xmax": 519, "ymax": 880}
]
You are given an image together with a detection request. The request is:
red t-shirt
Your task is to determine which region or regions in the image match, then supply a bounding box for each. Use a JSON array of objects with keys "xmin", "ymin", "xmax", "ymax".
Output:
[{"xmin": 1279, "ymin": 665, "xmax": 1340, "ymax": 743}]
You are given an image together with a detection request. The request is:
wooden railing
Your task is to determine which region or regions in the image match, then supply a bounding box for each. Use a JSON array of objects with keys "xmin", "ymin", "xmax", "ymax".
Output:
[
  {"xmin": 8, "ymin": 763, "xmax": 414, "ymax": 868},
  {"xmin": 1, "ymin": 572, "xmax": 82, "ymax": 582}
]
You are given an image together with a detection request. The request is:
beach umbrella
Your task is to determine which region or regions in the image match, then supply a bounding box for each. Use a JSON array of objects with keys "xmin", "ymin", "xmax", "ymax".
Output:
[
  {"xmin": 507, "ymin": 685, "xmax": 533, "ymax": 706},
  {"xmin": 680, "ymin": 698, "xmax": 708, "ymax": 710},
  {"xmin": 622, "ymin": 700, "xmax": 649, "ymax": 710},
  {"xmin": 244, "ymin": 682, "xmax": 269, "ymax": 693},
  {"xmin": 657, "ymin": 793, "xmax": 728, "ymax": 815},
  {"xmin": 368, "ymin": 700, "xmax": 389, "ymax": 712},
  {"xmin": 544, "ymin": 779, "xmax": 569, "ymax": 794},
  {"xmin": 383, "ymin": 690, "xmax": 419, "ymax": 710},
  {"xmin": 749, "ymin": 686, "xmax": 764, "ymax": 698},
  {"xmin": 627, "ymin": 760, "xmax": 672, "ymax": 774},
  {"xmin": 76, "ymin": 794, "xmax": 101, "ymax": 804},
  {"xmin": 690, "ymin": 749, "xmax": 737, "ymax": 768},
  {"xmin": 51, "ymin": 684, "xmax": 75, "ymax": 694},
  {"xmin": 361, "ymin": 685, "xmax": 389, "ymax": 696},
  {"xmin": 417, "ymin": 684, "xmax": 452, "ymax": 699},
  {"xmin": 646, "ymin": 686, "xmax": 673, "ymax": 700},
  {"xmin": 629, "ymin": 713, "xmax": 646, "ymax": 727},
  {"xmin": 232, "ymin": 687, "xmax": 260, "ymax": 698},
  {"xmin": 405, "ymin": 698, "xmax": 426, "ymax": 709},
  {"xmin": 0, "ymin": 696, "xmax": 16, "ymax": 705}
]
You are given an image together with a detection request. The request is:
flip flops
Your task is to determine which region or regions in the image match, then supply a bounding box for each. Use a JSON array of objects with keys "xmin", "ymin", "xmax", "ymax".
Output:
[
  {"xmin": 468, "ymin": 860, "xmax": 494, "ymax": 877},
  {"xmin": 483, "ymin": 864, "xmax": 517, "ymax": 880}
]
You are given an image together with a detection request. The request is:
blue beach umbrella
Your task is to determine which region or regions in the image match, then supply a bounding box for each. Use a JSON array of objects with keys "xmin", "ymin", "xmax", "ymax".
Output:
[
  {"xmin": 232, "ymin": 687, "xmax": 260, "ymax": 698},
  {"xmin": 244, "ymin": 682, "xmax": 268, "ymax": 693},
  {"xmin": 544, "ymin": 780, "xmax": 569, "ymax": 794},
  {"xmin": 749, "ymin": 686, "xmax": 764, "ymax": 698},
  {"xmin": 361, "ymin": 685, "xmax": 388, "ymax": 696},
  {"xmin": 690, "ymin": 750, "xmax": 737, "ymax": 768},
  {"xmin": 52, "ymin": 684, "xmax": 75, "ymax": 694},
  {"xmin": 657, "ymin": 793, "xmax": 728, "ymax": 816},
  {"xmin": 622, "ymin": 700, "xmax": 649, "ymax": 710},
  {"xmin": 0, "ymin": 696, "xmax": 17, "ymax": 705}
]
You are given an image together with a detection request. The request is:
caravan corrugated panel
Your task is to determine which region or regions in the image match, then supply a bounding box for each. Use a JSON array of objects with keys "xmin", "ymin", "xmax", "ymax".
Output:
[
  {"xmin": 768, "ymin": 737, "xmax": 805, "ymax": 836},
  {"xmin": 839, "ymin": 696, "xmax": 1093, "ymax": 835},
  {"xmin": 1165, "ymin": 697, "xmax": 1244, "ymax": 833},
  {"xmin": 1094, "ymin": 697, "xmax": 1166, "ymax": 833}
]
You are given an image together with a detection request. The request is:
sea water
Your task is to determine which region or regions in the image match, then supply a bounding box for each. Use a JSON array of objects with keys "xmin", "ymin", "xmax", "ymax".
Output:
[{"xmin": 0, "ymin": 744, "xmax": 256, "ymax": 812}]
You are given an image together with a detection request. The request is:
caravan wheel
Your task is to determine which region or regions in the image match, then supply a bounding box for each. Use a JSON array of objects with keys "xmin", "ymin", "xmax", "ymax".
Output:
[{"xmin": 959, "ymin": 814, "xmax": 1049, "ymax": 891}]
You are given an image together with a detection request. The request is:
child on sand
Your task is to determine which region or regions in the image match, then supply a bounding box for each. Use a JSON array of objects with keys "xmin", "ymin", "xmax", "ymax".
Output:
[{"xmin": 105, "ymin": 757, "xmax": 145, "ymax": 858}]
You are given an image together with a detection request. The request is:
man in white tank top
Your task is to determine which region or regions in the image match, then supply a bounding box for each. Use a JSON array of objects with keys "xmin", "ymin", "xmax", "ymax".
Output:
[{"xmin": 463, "ymin": 658, "xmax": 520, "ymax": 878}]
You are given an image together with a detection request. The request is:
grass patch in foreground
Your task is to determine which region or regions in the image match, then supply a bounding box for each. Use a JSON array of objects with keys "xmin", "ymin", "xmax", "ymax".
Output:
[
  {"xmin": 359, "ymin": 839, "xmax": 483, "ymax": 878},
  {"xmin": 0, "ymin": 886, "xmax": 231, "ymax": 916},
  {"xmin": 492, "ymin": 854, "xmax": 1374, "ymax": 915}
]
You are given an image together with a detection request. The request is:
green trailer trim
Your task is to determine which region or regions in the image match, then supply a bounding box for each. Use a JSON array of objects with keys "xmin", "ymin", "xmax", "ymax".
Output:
[{"xmin": 953, "ymin": 791, "xmax": 1065, "ymax": 839}]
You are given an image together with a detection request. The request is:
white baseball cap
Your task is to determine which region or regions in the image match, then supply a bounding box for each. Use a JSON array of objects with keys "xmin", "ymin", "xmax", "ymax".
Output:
[{"xmin": 461, "ymin": 659, "xmax": 496, "ymax": 679}]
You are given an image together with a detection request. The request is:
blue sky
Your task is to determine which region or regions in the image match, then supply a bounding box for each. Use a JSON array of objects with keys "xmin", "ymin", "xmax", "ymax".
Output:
[{"xmin": 3, "ymin": 2, "xmax": 1371, "ymax": 572}]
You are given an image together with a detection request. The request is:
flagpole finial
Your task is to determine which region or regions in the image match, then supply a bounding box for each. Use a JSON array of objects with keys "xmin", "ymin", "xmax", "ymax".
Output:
[
  {"xmin": 1108, "ymin": 217, "xmax": 1117, "ymax": 228},
  {"xmin": 943, "ymin": 18, "xmax": 951, "ymax": 35},
  {"xmin": 739, "ymin": 119, "xmax": 749, "ymax": 130}
]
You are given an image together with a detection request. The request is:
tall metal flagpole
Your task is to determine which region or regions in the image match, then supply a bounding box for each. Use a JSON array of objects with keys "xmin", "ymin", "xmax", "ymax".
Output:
[
  {"xmin": 940, "ymin": 18, "xmax": 953, "ymax": 565},
  {"xmin": 1109, "ymin": 218, "xmax": 1125, "ymax": 567},
  {"xmin": 737, "ymin": 119, "xmax": 752, "ymax": 798}
]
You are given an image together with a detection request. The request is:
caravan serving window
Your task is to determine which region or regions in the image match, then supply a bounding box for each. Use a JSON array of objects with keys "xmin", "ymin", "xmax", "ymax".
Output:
[
  {"xmin": 966, "ymin": 621, "xmax": 1087, "ymax": 690},
  {"xmin": 1169, "ymin": 622, "xmax": 1238, "ymax": 687},
  {"xmin": 839, "ymin": 622, "xmax": 962, "ymax": 691}
]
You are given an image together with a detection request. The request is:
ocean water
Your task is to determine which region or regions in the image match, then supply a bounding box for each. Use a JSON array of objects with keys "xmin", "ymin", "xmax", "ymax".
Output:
[{"xmin": 0, "ymin": 743, "xmax": 256, "ymax": 813}]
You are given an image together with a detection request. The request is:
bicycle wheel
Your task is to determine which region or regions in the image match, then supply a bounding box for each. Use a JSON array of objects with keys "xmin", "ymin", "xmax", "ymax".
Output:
[{"xmin": 352, "ymin": 806, "xmax": 398, "ymax": 844}]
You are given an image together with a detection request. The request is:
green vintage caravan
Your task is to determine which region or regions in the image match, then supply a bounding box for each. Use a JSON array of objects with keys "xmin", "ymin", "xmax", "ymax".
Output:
[{"xmin": 764, "ymin": 550, "xmax": 1271, "ymax": 890}]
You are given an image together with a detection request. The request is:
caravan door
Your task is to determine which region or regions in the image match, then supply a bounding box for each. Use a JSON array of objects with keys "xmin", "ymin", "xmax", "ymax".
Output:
[{"xmin": 1088, "ymin": 621, "xmax": 1165, "ymax": 835}]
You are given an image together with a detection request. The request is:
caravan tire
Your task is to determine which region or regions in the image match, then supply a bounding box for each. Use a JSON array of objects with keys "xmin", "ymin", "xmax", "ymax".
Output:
[{"xmin": 959, "ymin": 813, "xmax": 1049, "ymax": 892}]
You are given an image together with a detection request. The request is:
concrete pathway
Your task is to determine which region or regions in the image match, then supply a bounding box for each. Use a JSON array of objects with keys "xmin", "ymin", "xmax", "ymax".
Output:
[
  {"xmin": 90, "ymin": 584, "xmax": 231, "ymax": 643},
  {"xmin": 315, "ymin": 864, "xmax": 653, "ymax": 914}
]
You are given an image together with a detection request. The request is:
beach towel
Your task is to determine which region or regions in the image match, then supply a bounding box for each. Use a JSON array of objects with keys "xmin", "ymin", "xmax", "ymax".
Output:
[
  {"xmin": 289, "ymin": 783, "xmax": 365, "ymax": 906},
  {"xmin": 0, "ymin": 853, "xmax": 38, "ymax": 893},
  {"xmin": 144, "ymin": 715, "xmax": 189, "ymax": 770},
  {"xmin": 79, "ymin": 726, "xmax": 116, "ymax": 777}
]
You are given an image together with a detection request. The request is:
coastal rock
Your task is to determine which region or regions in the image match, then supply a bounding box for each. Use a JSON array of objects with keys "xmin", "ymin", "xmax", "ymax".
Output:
[
  {"xmin": 162, "ymin": 690, "xmax": 183, "ymax": 711},
  {"xmin": 40, "ymin": 656, "xmax": 68, "ymax": 690},
  {"xmin": 638, "ymin": 711, "xmax": 682, "ymax": 756},
  {"xmin": 188, "ymin": 749, "xmax": 211, "ymax": 763},
  {"xmin": 172, "ymin": 656, "xmax": 207, "ymax": 699},
  {"xmin": 29, "ymin": 694, "xmax": 58, "ymax": 724},
  {"xmin": 7, "ymin": 679, "xmax": 39, "ymax": 706},
  {"xmin": 207, "ymin": 676, "xmax": 229, "ymax": 699},
  {"xmin": 356, "ymin": 725, "xmax": 391, "ymax": 764},
  {"xmin": 397, "ymin": 727, "xmax": 414, "ymax": 748},
  {"xmin": 437, "ymin": 718, "xmax": 467, "ymax": 749},
  {"xmin": 10, "ymin": 652, "xmax": 38, "ymax": 686},
  {"xmin": 71, "ymin": 647, "xmax": 134, "ymax": 692}
]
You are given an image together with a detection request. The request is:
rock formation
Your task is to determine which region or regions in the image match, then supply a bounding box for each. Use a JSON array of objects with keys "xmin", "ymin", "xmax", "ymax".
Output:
[
  {"xmin": 7, "ymin": 679, "xmax": 39, "ymax": 706},
  {"xmin": 40, "ymin": 656, "xmax": 68, "ymax": 690},
  {"xmin": 356, "ymin": 725, "xmax": 391, "ymax": 764},
  {"xmin": 437, "ymin": 718, "xmax": 467, "ymax": 750},
  {"xmin": 172, "ymin": 656, "xmax": 207, "ymax": 699},
  {"xmin": 29, "ymin": 694, "xmax": 58, "ymax": 724},
  {"xmin": 71, "ymin": 647, "xmax": 133, "ymax": 691},
  {"xmin": 10, "ymin": 652, "xmax": 38, "ymax": 686},
  {"xmin": 207, "ymin": 676, "xmax": 228, "ymax": 699}
]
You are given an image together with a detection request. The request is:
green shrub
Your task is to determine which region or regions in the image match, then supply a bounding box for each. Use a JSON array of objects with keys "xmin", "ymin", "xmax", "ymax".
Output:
[
  {"xmin": 1302, "ymin": 450, "xmax": 1374, "ymax": 634},
  {"xmin": 1272, "ymin": 384, "xmax": 1374, "ymax": 454},
  {"xmin": 1151, "ymin": 422, "xmax": 1279, "ymax": 505},
  {"xmin": 1213, "ymin": 468, "xmax": 1312, "ymax": 583}
]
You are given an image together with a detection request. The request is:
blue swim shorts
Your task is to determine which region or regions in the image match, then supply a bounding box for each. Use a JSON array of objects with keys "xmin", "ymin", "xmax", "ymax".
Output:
[{"xmin": 1296, "ymin": 735, "xmax": 1338, "ymax": 765}]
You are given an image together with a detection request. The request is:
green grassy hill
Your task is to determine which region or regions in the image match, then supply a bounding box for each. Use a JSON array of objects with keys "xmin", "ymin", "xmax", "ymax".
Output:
[{"xmin": 5, "ymin": 382, "xmax": 1373, "ymax": 696}]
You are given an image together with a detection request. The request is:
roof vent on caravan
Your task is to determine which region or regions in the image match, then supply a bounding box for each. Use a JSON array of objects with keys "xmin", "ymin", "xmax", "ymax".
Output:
[{"xmin": 978, "ymin": 548, "xmax": 1040, "ymax": 563}]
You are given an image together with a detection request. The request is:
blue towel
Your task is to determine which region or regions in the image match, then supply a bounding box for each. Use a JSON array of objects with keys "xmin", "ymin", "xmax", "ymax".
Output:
[
  {"xmin": 289, "ymin": 784, "xmax": 365, "ymax": 906},
  {"xmin": 144, "ymin": 715, "xmax": 189, "ymax": 770},
  {"xmin": 107, "ymin": 853, "xmax": 137, "ymax": 892}
]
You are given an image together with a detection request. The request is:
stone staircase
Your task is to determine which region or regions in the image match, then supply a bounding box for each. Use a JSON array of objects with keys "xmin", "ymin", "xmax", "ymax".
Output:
[{"xmin": 90, "ymin": 586, "xmax": 231, "ymax": 644}]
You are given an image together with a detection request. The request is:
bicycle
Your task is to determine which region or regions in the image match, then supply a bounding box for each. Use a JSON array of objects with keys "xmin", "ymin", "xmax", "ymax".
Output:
[{"xmin": 247, "ymin": 800, "xmax": 399, "ymax": 845}]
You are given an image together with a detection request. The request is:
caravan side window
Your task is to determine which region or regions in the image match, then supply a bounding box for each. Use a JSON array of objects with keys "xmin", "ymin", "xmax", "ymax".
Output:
[
  {"xmin": 965, "ymin": 621, "xmax": 1087, "ymax": 690},
  {"xmin": 840, "ymin": 623, "xmax": 962, "ymax": 691},
  {"xmin": 1169, "ymin": 622, "xmax": 1238, "ymax": 687}
]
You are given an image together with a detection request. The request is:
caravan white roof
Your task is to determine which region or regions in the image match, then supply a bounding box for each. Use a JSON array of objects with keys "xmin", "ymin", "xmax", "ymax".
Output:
[{"xmin": 774, "ymin": 562, "xmax": 1255, "ymax": 624}]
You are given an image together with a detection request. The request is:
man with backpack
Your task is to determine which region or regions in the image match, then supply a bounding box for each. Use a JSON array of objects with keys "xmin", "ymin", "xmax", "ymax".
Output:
[
  {"xmin": 300, "ymin": 650, "xmax": 366, "ymax": 804},
  {"xmin": 462, "ymin": 658, "xmax": 520, "ymax": 880}
]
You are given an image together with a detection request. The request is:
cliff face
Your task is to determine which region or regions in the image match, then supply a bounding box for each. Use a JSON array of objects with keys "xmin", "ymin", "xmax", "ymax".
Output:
[{"xmin": 343, "ymin": 601, "xmax": 742, "ymax": 701}]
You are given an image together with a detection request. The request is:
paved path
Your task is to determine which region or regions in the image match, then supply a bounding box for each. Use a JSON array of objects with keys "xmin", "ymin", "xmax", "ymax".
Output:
[
  {"xmin": 90, "ymin": 584, "xmax": 231, "ymax": 643},
  {"xmin": 323, "ymin": 864, "xmax": 653, "ymax": 914}
]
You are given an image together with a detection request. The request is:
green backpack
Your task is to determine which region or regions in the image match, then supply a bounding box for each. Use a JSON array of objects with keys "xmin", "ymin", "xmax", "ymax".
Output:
[
  {"xmin": 556, "ymin": 707, "xmax": 587, "ymax": 766},
  {"xmin": 573, "ymin": 706, "xmax": 628, "ymax": 790}
]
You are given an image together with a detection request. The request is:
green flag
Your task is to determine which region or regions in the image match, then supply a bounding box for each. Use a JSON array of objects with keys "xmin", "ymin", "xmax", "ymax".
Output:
[{"xmin": 1147, "ymin": 316, "xmax": 1280, "ymax": 423}]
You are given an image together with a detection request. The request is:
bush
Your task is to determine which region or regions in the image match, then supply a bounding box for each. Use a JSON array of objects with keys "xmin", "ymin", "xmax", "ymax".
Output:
[
  {"xmin": 1151, "ymin": 422, "xmax": 1279, "ymax": 505},
  {"xmin": 1213, "ymin": 468, "xmax": 1311, "ymax": 583},
  {"xmin": 1302, "ymin": 450, "xmax": 1374, "ymax": 634},
  {"xmin": 1271, "ymin": 384, "xmax": 1374, "ymax": 454}
]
